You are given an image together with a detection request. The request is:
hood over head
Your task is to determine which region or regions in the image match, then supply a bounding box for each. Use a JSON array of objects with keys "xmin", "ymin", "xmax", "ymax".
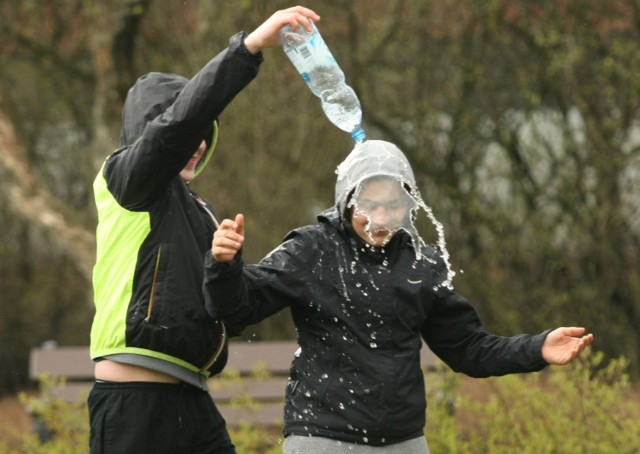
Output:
[
  {"xmin": 335, "ymin": 140, "xmax": 456, "ymax": 282},
  {"xmin": 335, "ymin": 140, "xmax": 417, "ymax": 216},
  {"xmin": 119, "ymin": 72, "xmax": 218, "ymax": 178}
]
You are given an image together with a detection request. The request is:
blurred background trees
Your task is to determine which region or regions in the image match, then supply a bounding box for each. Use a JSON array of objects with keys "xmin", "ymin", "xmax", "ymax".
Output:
[{"xmin": 1, "ymin": 0, "xmax": 639, "ymax": 395}]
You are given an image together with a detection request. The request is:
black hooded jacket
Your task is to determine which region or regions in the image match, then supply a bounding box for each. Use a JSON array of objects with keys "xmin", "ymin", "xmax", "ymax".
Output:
[
  {"xmin": 203, "ymin": 208, "xmax": 550, "ymax": 445},
  {"xmin": 91, "ymin": 32, "xmax": 262, "ymax": 384}
]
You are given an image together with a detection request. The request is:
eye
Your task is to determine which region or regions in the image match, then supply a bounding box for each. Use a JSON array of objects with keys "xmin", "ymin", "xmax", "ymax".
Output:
[{"xmin": 357, "ymin": 201, "xmax": 377, "ymax": 212}]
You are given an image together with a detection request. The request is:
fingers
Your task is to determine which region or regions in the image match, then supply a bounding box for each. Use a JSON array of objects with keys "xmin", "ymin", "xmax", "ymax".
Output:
[
  {"xmin": 569, "ymin": 333, "xmax": 594, "ymax": 360},
  {"xmin": 542, "ymin": 327, "xmax": 594, "ymax": 365},
  {"xmin": 281, "ymin": 6, "xmax": 320, "ymax": 32},
  {"xmin": 561, "ymin": 327, "xmax": 594, "ymax": 348},
  {"xmin": 212, "ymin": 215, "xmax": 245, "ymax": 262},
  {"xmin": 235, "ymin": 213, "xmax": 245, "ymax": 236},
  {"xmin": 245, "ymin": 6, "xmax": 320, "ymax": 53},
  {"xmin": 561, "ymin": 326, "xmax": 586, "ymax": 337}
]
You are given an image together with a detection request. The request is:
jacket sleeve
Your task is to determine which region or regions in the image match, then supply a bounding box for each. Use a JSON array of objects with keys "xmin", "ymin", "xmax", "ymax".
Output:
[
  {"xmin": 421, "ymin": 292, "xmax": 550, "ymax": 377},
  {"xmin": 105, "ymin": 32, "xmax": 262, "ymax": 209},
  {"xmin": 203, "ymin": 231, "xmax": 309, "ymax": 334},
  {"xmin": 420, "ymin": 257, "xmax": 550, "ymax": 377}
]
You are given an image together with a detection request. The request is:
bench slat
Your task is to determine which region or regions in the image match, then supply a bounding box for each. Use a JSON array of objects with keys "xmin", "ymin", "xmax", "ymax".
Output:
[
  {"xmin": 28, "ymin": 340, "xmax": 438, "ymax": 427},
  {"xmin": 219, "ymin": 402, "xmax": 284, "ymax": 427},
  {"xmin": 212, "ymin": 377, "xmax": 288, "ymax": 401}
]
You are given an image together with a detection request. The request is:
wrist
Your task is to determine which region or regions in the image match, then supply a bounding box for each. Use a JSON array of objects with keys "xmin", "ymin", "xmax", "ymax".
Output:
[
  {"xmin": 243, "ymin": 33, "xmax": 262, "ymax": 55},
  {"xmin": 229, "ymin": 31, "xmax": 263, "ymax": 61}
]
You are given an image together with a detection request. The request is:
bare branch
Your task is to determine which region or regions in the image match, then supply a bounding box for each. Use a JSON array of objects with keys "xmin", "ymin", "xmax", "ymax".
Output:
[{"xmin": 0, "ymin": 102, "xmax": 95, "ymax": 283}]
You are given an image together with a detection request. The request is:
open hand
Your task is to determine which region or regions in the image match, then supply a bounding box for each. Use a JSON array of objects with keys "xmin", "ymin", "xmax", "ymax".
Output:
[{"xmin": 541, "ymin": 327, "xmax": 594, "ymax": 365}]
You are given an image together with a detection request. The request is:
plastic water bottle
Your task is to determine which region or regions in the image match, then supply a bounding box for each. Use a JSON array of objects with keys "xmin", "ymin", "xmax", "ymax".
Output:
[{"xmin": 280, "ymin": 22, "xmax": 366, "ymax": 143}]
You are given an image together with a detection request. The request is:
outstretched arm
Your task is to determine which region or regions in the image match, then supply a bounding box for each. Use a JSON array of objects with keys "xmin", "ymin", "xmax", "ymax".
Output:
[
  {"xmin": 542, "ymin": 327, "xmax": 594, "ymax": 365},
  {"xmin": 244, "ymin": 6, "xmax": 320, "ymax": 54}
]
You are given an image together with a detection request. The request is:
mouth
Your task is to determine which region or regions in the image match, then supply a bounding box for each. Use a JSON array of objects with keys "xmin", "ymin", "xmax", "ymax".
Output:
[
  {"xmin": 370, "ymin": 228, "xmax": 390, "ymax": 237},
  {"xmin": 365, "ymin": 227, "xmax": 398, "ymax": 247}
]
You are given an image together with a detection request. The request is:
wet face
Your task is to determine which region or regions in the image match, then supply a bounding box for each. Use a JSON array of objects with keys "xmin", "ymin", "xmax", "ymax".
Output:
[
  {"xmin": 179, "ymin": 140, "xmax": 207, "ymax": 182},
  {"xmin": 349, "ymin": 178, "xmax": 412, "ymax": 247}
]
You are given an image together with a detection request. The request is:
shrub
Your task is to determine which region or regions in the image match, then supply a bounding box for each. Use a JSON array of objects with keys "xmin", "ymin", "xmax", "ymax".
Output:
[
  {"xmin": 438, "ymin": 350, "xmax": 640, "ymax": 453},
  {"xmin": 13, "ymin": 351, "xmax": 639, "ymax": 453},
  {"xmin": 18, "ymin": 375, "xmax": 89, "ymax": 454}
]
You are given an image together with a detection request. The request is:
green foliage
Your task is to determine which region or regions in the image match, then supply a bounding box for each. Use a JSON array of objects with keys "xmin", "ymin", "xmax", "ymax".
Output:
[
  {"xmin": 424, "ymin": 362, "xmax": 465, "ymax": 453},
  {"xmin": 13, "ymin": 352, "xmax": 638, "ymax": 453},
  {"xmin": 229, "ymin": 422, "xmax": 283, "ymax": 454},
  {"xmin": 419, "ymin": 352, "xmax": 640, "ymax": 453},
  {"xmin": 18, "ymin": 375, "xmax": 89, "ymax": 454},
  {"xmin": 214, "ymin": 364, "xmax": 285, "ymax": 453},
  {"xmin": 435, "ymin": 351, "xmax": 640, "ymax": 453}
]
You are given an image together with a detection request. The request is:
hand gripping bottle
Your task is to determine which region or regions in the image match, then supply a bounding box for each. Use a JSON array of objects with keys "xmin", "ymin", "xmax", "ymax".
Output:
[{"xmin": 280, "ymin": 21, "xmax": 366, "ymax": 143}]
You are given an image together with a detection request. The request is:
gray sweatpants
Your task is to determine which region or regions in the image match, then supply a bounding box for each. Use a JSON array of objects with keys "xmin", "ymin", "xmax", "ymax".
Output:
[{"xmin": 282, "ymin": 435, "xmax": 430, "ymax": 454}]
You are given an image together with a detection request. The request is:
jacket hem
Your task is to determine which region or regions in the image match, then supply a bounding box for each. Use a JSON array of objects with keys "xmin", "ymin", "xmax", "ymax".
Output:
[{"xmin": 91, "ymin": 348, "xmax": 210, "ymax": 390}]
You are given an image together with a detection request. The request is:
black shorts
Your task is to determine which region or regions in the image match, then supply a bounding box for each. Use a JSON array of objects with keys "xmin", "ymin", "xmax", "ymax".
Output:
[{"xmin": 88, "ymin": 381, "xmax": 235, "ymax": 454}]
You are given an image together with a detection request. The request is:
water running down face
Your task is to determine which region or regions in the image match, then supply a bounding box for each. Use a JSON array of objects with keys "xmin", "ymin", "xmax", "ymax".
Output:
[{"xmin": 349, "ymin": 177, "xmax": 416, "ymax": 247}]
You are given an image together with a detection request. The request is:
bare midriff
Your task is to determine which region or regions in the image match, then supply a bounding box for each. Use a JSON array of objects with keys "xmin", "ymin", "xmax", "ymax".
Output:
[{"xmin": 95, "ymin": 359, "xmax": 180, "ymax": 384}]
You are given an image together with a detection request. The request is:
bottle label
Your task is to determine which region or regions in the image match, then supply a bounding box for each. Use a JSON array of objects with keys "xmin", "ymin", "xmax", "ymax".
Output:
[{"xmin": 285, "ymin": 34, "xmax": 336, "ymax": 77}]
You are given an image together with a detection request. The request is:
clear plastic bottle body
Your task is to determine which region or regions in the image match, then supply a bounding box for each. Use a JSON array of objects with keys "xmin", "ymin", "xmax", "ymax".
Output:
[
  {"xmin": 320, "ymin": 85, "xmax": 364, "ymax": 141},
  {"xmin": 280, "ymin": 22, "xmax": 366, "ymax": 143}
]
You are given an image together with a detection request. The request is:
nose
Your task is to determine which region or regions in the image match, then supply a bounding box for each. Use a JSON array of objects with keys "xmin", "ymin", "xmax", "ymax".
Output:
[{"xmin": 369, "ymin": 206, "xmax": 390, "ymax": 227}]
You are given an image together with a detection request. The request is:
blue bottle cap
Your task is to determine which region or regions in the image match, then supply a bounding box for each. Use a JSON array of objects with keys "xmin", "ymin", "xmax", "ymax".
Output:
[{"xmin": 351, "ymin": 128, "xmax": 366, "ymax": 143}]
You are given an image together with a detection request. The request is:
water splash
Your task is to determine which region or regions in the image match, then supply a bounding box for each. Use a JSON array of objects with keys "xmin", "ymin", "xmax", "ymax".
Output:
[
  {"xmin": 347, "ymin": 176, "xmax": 455, "ymax": 289},
  {"xmin": 335, "ymin": 140, "xmax": 456, "ymax": 288}
]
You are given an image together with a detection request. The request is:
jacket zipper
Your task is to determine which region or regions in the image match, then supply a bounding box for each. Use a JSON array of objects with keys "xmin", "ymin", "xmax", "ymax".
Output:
[
  {"xmin": 191, "ymin": 192, "xmax": 226, "ymax": 371},
  {"xmin": 193, "ymin": 194, "xmax": 220, "ymax": 228},
  {"xmin": 199, "ymin": 322, "xmax": 227, "ymax": 372},
  {"xmin": 145, "ymin": 245, "xmax": 162, "ymax": 322}
]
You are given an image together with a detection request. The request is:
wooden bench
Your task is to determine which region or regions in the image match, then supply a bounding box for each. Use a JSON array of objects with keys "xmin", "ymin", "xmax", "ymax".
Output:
[{"xmin": 29, "ymin": 340, "xmax": 437, "ymax": 427}]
